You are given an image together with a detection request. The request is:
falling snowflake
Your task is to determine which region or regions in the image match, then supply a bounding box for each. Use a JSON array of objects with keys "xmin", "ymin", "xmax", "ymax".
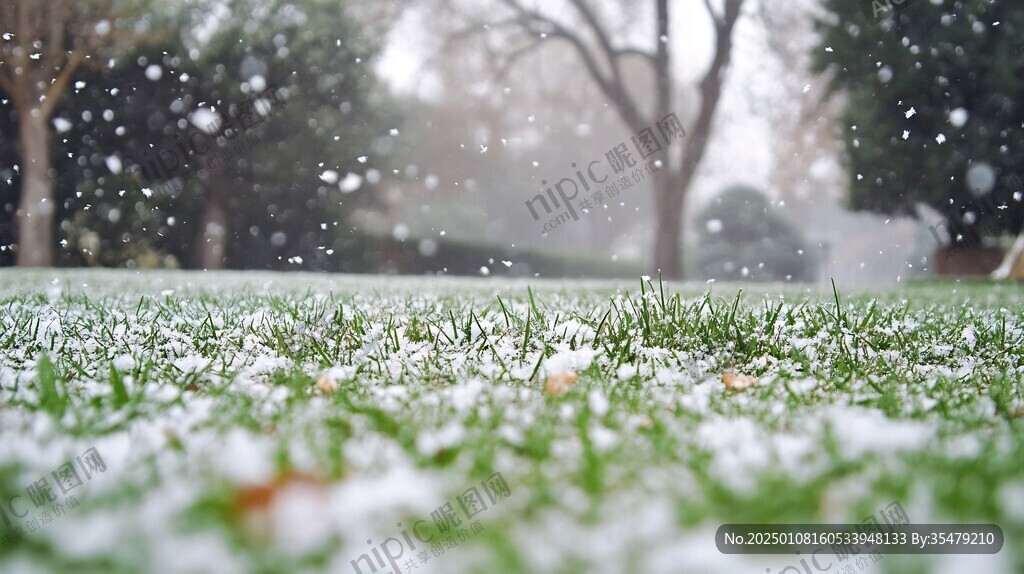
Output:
[
  {"xmin": 949, "ymin": 108, "xmax": 969, "ymax": 128},
  {"xmin": 339, "ymin": 173, "xmax": 362, "ymax": 193},
  {"xmin": 105, "ymin": 156, "xmax": 123, "ymax": 175},
  {"xmin": 52, "ymin": 118, "xmax": 73, "ymax": 133}
]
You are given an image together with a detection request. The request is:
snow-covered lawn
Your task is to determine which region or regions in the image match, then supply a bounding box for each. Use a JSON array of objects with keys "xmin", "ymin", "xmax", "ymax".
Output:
[{"xmin": 0, "ymin": 270, "xmax": 1021, "ymax": 573}]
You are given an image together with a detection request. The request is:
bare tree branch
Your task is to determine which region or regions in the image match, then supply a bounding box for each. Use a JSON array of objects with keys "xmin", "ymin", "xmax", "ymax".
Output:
[
  {"xmin": 567, "ymin": 0, "xmax": 617, "ymax": 61},
  {"xmin": 430, "ymin": 0, "xmax": 654, "ymax": 130},
  {"xmin": 494, "ymin": 37, "xmax": 547, "ymax": 83},
  {"xmin": 424, "ymin": 17, "xmax": 522, "ymax": 72},
  {"xmin": 41, "ymin": 50, "xmax": 87, "ymax": 119},
  {"xmin": 617, "ymin": 47, "xmax": 656, "ymax": 64},
  {"xmin": 703, "ymin": 0, "xmax": 720, "ymax": 27},
  {"xmin": 681, "ymin": 0, "xmax": 745, "ymax": 182},
  {"xmin": 495, "ymin": 0, "xmax": 644, "ymax": 130},
  {"xmin": 566, "ymin": 0, "xmax": 627, "ymax": 93},
  {"xmin": 16, "ymin": 0, "xmax": 31, "ymax": 73}
]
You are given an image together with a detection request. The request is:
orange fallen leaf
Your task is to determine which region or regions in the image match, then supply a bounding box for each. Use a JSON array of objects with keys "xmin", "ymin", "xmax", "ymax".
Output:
[
  {"xmin": 315, "ymin": 375, "xmax": 336, "ymax": 394},
  {"xmin": 232, "ymin": 471, "xmax": 327, "ymax": 537},
  {"xmin": 544, "ymin": 370, "xmax": 578, "ymax": 397},
  {"xmin": 234, "ymin": 471, "xmax": 324, "ymax": 512},
  {"xmin": 722, "ymin": 371, "xmax": 757, "ymax": 391}
]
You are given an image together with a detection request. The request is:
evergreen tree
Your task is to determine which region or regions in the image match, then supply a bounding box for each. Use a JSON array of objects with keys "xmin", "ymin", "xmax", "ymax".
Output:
[
  {"xmin": 5, "ymin": 0, "xmax": 399, "ymax": 269},
  {"xmin": 813, "ymin": 0, "xmax": 1024, "ymax": 246}
]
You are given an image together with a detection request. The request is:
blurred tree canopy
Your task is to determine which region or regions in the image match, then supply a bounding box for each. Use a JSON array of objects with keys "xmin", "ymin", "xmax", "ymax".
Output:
[
  {"xmin": 813, "ymin": 0, "xmax": 1024, "ymax": 244},
  {"xmin": 695, "ymin": 185, "xmax": 815, "ymax": 282},
  {"xmin": 1, "ymin": 0, "xmax": 400, "ymax": 269},
  {"xmin": 0, "ymin": 0, "xmax": 147, "ymax": 267}
]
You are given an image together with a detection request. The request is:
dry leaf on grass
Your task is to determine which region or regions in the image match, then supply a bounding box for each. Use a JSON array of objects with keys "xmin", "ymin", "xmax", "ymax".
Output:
[
  {"xmin": 633, "ymin": 415, "xmax": 654, "ymax": 429},
  {"xmin": 234, "ymin": 471, "xmax": 324, "ymax": 513},
  {"xmin": 544, "ymin": 370, "xmax": 578, "ymax": 397},
  {"xmin": 722, "ymin": 371, "xmax": 757, "ymax": 391},
  {"xmin": 232, "ymin": 471, "xmax": 327, "ymax": 538},
  {"xmin": 315, "ymin": 376, "xmax": 336, "ymax": 394}
]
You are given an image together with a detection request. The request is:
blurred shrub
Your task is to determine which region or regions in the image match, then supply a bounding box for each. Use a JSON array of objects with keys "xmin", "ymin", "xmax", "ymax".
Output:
[
  {"xmin": 58, "ymin": 174, "xmax": 187, "ymax": 268},
  {"xmin": 695, "ymin": 185, "xmax": 815, "ymax": 282},
  {"xmin": 328, "ymin": 233, "xmax": 644, "ymax": 279}
]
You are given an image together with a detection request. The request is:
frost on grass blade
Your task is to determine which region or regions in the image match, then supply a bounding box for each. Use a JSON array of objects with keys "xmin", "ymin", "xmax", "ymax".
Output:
[{"xmin": 0, "ymin": 274, "xmax": 1020, "ymax": 572}]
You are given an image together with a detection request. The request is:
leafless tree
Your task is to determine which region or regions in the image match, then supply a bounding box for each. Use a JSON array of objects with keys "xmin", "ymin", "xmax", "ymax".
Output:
[{"xmin": 448, "ymin": 0, "xmax": 746, "ymax": 277}]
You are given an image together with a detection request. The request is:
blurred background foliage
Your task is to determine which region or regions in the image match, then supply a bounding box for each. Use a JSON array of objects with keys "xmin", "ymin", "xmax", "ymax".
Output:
[
  {"xmin": 2, "ymin": 0, "xmax": 1023, "ymax": 281},
  {"xmin": 695, "ymin": 185, "xmax": 816, "ymax": 283},
  {"xmin": 3, "ymin": 0, "xmax": 398, "ymax": 270},
  {"xmin": 815, "ymin": 0, "xmax": 1024, "ymax": 245}
]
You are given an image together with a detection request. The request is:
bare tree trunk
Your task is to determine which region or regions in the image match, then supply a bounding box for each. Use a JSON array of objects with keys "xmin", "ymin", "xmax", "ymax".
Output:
[
  {"xmin": 193, "ymin": 190, "xmax": 228, "ymax": 270},
  {"xmin": 15, "ymin": 114, "xmax": 55, "ymax": 267},
  {"xmin": 651, "ymin": 0, "xmax": 684, "ymax": 277},
  {"xmin": 653, "ymin": 170, "xmax": 684, "ymax": 277}
]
